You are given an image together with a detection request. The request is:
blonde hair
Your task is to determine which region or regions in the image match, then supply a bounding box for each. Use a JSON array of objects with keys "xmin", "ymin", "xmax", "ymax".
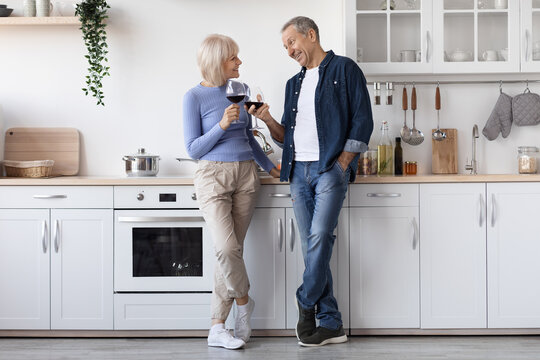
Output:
[{"xmin": 197, "ymin": 34, "xmax": 239, "ymax": 86}]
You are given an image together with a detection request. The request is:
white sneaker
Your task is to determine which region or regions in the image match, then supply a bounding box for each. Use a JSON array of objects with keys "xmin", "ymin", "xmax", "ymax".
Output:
[
  {"xmin": 234, "ymin": 297, "xmax": 255, "ymax": 342},
  {"xmin": 207, "ymin": 328, "xmax": 245, "ymax": 349}
]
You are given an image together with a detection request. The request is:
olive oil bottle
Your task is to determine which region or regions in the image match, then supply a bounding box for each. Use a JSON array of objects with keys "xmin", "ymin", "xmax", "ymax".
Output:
[{"xmin": 377, "ymin": 121, "xmax": 393, "ymax": 175}]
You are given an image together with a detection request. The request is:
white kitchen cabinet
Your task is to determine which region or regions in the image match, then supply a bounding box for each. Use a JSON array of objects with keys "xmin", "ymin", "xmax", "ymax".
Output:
[
  {"xmin": 487, "ymin": 182, "xmax": 540, "ymax": 328},
  {"xmin": 242, "ymin": 185, "xmax": 348, "ymax": 330},
  {"xmin": 420, "ymin": 183, "xmax": 486, "ymax": 329},
  {"xmin": 345, "ymin": 0, "xmax": 535, "ymax": 74},
  {"xmin": 0, "ymin": 209, "xmax": 50, "ymax": 329},
  {"xmin": 0, "ymin": 187, "xmax": 113, "ymax": 330},
  {"xmin": 345, "ymin": 0, "xmax": 434, "ymax": 74},
  {"xmin": 520, "ymin": 0, "xmax": 540, "ymax": 72},
  {"xmin": 432, "ymin": 0, "xmax": 520, "ymax": 73},
  {"xmin": 349, "ymin": 183, "xmax": 420, "ymax": 329}
]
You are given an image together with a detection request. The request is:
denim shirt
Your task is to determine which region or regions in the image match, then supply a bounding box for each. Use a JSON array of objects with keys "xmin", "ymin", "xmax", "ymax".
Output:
[{"xmin": 276, "ymin": 50, "xmax": 373, "ymax": 182}]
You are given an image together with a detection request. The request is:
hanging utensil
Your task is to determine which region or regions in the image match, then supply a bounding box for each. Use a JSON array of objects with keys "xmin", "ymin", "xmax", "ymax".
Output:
[
  {"xmin": 400, "ymin": 86, "xmax": 411, "ymax": 143},
  {"xmin": 408, "ymin": 84, "xmax": 425, "ymax": 145},
  {"xmin": 433, "ymin": 84, "xmax": 447, "ymax": 141}
]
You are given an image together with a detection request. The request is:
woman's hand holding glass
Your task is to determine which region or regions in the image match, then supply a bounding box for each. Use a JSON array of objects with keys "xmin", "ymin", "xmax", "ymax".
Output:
[{"xmin": 219, "ymin": 104, "xmax": 240, "ymax": 130}]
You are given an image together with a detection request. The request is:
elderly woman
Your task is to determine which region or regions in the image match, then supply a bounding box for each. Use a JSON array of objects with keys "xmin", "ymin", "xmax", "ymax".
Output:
[{"xmin": 183, "ymin": 34, "xmax": 279, "ymax": 350}]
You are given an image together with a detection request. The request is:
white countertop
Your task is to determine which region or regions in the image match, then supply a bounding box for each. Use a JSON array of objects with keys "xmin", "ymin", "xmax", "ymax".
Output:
[{"xmin": 2, "ymin": 174, "xmax": 540, "ymax": 185}]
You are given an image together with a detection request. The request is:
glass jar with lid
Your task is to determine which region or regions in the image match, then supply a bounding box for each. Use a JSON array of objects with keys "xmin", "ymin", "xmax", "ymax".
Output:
[{"xmin": 518, "ymin": 146, "xmax": 539, "ymax": 174}]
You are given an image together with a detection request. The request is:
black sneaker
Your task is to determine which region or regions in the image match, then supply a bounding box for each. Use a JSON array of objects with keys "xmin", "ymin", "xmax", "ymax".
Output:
[
  {"xmin": 298, "ymin": 326, "xmax": 348, "ymax": 347},
  {"xmin": 295, "ymin": 298, "xmax": 316, "ymax": 341}
]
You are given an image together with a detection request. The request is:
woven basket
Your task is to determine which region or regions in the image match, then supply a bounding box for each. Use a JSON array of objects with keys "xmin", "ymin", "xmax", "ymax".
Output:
[{"xmin": 2, "ymin": 160, "xmax": 55, "ymax": 178}]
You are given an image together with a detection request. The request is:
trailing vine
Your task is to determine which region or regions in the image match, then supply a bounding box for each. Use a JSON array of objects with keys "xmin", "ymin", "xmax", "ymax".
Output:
[{"xmin": 75, "ymin": 0, "xmax": 110, "ymax": 106}]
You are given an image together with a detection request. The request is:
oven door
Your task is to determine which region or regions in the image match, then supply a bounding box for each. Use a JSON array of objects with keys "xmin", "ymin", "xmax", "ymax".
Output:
[{"xmin": 114, "ymin": 209, "xmax": 214, "ymax": 292}]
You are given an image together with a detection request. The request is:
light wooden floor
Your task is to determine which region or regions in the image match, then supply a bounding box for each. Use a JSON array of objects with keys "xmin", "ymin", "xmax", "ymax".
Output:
[{"xmin": 1, "ymin": 336, "xmax": 540, "ymax": 359}]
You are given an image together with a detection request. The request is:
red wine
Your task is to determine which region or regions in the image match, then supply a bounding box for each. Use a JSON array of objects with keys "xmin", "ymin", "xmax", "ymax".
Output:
[
  {"xmin": 245, "ymin": 101, "xmax": 264, "ymax": 109},
  {"xmin": 226, "ymin": 95, "xmax": 245, "ymax": 103}
]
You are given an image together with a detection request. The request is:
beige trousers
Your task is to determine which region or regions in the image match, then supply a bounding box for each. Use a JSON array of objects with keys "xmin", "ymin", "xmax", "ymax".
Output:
[{"xmin": 194, "ymin": 159, "xmax": 261, "ymax": 320}]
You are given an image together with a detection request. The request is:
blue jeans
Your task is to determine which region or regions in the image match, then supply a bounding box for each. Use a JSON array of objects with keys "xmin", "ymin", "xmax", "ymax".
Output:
[{"xmin": 290, "ymin": 160, "xmax": 349, "ymax": 330}]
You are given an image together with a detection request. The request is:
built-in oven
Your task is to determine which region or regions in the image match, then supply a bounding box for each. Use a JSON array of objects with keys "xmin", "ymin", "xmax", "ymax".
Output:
[{"xmin": 114, "ymin": 186, "xmax": 215, "ymax": 293}]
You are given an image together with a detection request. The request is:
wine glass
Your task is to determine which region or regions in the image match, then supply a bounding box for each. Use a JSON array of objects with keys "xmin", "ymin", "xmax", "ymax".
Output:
[
  {"xmin": 246, "ymin": 86, "xmax": 265, "ymax": 130},
  {"xmin": 225, "ymin": 79, "xmax": 246, "ymax": 124}
]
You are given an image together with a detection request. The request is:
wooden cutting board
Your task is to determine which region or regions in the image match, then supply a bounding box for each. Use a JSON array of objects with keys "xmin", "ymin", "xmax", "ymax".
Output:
[
  {"xmin": 4, "ymin": 127, "xmax": 80, "ymax": 176},
  {"xmin": 432, "ymin": 128, "xmax": 457, "ymax": 174}
]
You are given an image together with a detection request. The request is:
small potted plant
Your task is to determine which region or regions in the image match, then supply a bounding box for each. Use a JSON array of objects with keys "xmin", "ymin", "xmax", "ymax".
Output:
[{"xmin": 75, "ymin": 0, "xmax": 110, "ymax": 106}]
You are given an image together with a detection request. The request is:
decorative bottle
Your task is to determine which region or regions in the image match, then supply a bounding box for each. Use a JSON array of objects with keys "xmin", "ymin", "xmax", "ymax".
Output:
[
  {"xmin": 394, "ymin": 137, "xmax": 403, "ymax": 175},
  {"xmin": 377, "ymin": 121, "xmax": 393, "ymax": 175}
]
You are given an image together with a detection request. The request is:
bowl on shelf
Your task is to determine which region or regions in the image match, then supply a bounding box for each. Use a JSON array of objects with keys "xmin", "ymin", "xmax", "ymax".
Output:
[{"xmin": 0, "ymin": 7, "xmax": 13, "ymax": 17}]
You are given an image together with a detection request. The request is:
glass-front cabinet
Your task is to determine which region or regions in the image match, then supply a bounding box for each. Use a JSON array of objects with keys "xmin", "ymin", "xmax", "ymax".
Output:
[
  {"xmin": 521, "ymin": 0, "xmax": 540, "ymax": 72},
  {"xmin": 433, "ymin": 0, "xmax": 519, "ymax": 73},
  {"xmin": 345, "ymin": 0, "xmax": 540, "ymax": 74},
  {"xmin": 345, "ymin": 0, "xmax": 434, "ymax": 74}
]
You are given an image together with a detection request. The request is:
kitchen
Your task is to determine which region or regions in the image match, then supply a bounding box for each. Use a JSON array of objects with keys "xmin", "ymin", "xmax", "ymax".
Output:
[{"xmin": 1, "ymin": 0, "xmax": 540, "ymax": 358}]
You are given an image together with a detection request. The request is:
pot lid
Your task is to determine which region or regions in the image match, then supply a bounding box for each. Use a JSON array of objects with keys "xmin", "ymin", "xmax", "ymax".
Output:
[{"xmin": 126, "ymin": 148, "xmax": 160, "ymax": 159}]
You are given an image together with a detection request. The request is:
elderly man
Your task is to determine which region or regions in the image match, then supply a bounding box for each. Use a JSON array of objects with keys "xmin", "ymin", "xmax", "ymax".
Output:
[{"xmin": 247, "ymin": 16, "xmax": 373, "ymax": 346}]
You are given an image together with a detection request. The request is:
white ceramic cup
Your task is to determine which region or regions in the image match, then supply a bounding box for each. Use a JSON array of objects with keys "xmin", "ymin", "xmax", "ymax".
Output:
[
  {"xmin": 482, "ymin": 50, "xmax": 499, "ymax": 61},
  {"xmin": 494, "ymin": 0, "xmax": 508, "ymax": 9},
  {"xmin": 415, "ymin": 50, "xmax": 421, "ymax": 62},
  {"xmin": 400, "ymin": 50, "xmax": 416, "ymax": 62}
]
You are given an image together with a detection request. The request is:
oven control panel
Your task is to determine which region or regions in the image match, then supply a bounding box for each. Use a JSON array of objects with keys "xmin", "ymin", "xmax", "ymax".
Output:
[{"xmin": 114, "ymin": 186, "xmax": 199, "ymax": 209}]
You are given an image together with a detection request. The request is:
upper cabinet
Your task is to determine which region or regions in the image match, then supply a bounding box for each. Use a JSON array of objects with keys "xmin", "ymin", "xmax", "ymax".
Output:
[
  {"xmin": 345, "ymin": 0, "xmax": 433, "ymax": 74},
  {"xmin": 345, "ymin": 0, "xmax": 537, "ymax": 74}
]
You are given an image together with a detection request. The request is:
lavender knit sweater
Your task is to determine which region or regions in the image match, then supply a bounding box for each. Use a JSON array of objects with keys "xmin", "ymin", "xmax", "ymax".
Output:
[{"xmin": 183, "ymin": 83, "xmax": 275, "ymax": 173}]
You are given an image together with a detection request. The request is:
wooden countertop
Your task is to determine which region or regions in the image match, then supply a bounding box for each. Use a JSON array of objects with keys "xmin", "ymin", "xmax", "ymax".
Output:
[{"xmin": 1, "ymin": 174, "xmax": 540, "ymax": 185}]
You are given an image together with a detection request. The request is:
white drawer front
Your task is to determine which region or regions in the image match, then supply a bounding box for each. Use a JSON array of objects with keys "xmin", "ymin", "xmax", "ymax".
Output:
[
  {"xmin": 256, "ymin": 185, "xmax": 293, "ymax": 208},
  {"xmin": 350, "ymin": 184, "xmax": 419, "ymax": 207},
  {"xmin": 114, "ymin": 293, "xmax": 211, "ymax": 330},
  {"xmin": 114, "ymin": 186, "xmax": 198, "ymax": 208},
  {"xmin": 0, "ymin": 186, "xmax": 113, "ymax": 208}
]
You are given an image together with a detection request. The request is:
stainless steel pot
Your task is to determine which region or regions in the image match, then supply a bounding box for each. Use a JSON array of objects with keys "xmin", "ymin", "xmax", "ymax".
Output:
[{"xmin": 123, "ymin": 148, "xmax": 160, "ymax": 177}]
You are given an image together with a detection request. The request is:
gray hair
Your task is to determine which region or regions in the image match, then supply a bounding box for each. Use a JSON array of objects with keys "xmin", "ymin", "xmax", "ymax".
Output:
[{"xmin": 281, "ymin": 16, "xmax": 320, "ymax": 42}]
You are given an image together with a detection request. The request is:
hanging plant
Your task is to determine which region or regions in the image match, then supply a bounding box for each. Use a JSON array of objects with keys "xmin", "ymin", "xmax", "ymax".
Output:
[{"xmin": 75, "ymin": 0, "xmax": 111, "ymax": 106}]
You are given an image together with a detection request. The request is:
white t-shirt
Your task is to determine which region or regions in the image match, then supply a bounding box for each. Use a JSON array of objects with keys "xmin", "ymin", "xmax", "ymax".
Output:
[{"xmin": 293, "ymin": 67, "xmax": 320, "ymax": 161}]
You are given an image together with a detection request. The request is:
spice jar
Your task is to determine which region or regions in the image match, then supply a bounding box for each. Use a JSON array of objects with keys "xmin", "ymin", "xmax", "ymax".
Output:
[
  {"xmin": 405, "ymin": 161, "xmax": 417, "ymax": 175},
  {"xmin": 358, "ymin": 149, "xmax": 378, "ymax": 175},
  {"xmin": 518, "ymin": 146, "xmax": 539, "ymax": 174},
  {"xmin": 373, "ymin": 82, "xmax": 381, "ymax": 105}
]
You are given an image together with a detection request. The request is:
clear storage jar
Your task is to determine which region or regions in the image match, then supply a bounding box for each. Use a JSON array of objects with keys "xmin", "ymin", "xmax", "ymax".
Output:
[
  {"xmin": 358, "ymin": 149, "xmax": 378, "ymax": 175},
  {"xmin": 518, "ymin": 146, "xmax": 539, "ymax": 174}
]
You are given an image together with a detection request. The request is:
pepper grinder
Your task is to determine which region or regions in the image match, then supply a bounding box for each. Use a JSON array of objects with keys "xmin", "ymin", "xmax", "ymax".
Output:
[
  {"xmin": 374, "ymin": 82, "xmax": 381, "ymax": 105},
  {"xmin": 386, "ymin": 82, "xmax": 394, "ymax": 105}
]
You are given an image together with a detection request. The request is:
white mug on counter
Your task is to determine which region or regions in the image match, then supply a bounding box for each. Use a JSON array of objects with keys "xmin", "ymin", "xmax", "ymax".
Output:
[{"xmin": 400, "ymin": 49, "xmax": 416, "ymax": 62}]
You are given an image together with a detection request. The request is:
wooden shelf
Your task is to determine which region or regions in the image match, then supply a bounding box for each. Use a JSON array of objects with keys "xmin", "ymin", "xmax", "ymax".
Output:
[{"xmin": 0, "ymin": 16, "xmax": 79, "ymax": 25}]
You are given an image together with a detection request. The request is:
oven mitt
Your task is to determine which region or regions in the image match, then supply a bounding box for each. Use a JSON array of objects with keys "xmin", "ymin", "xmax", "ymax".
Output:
[
  {"xmin": 482, "ymin": 92, "xmax": 513, "ymax": 140},
  {"xmin": 512, "ymin": 92, "xmax": 540, "ymax": 126}
]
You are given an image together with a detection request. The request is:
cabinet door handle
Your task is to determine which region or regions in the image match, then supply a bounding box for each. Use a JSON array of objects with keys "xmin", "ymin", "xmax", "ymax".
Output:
[
  {"xmin": 42, "ymin": 221, "xmax": 48, "ymax": 253},
  {"xmin": 33, "ymin": 195, "xmax": 68, "ymax": 199},
  {"xmin": 268, "ymin": 193, "xmax": 291, "ymax": 198},
  {"xmin": 425, "ymin": 30, "xmax": 431, "ymax": 62},
  {"xmin": 289, "ymin": 218, "xmax": 295, "ymax": 252},
  {"xmin": 491, "ymin": 193, "xmax": 497, "ymax": 227},
  {"xmin": 54, "ymin": 220, "xmax": 60, "ymax": 253},
  {"xmin": 367, "ymin": 193, "xmax": 401, "ymax": 197},
  {"xmin": 411, "ymin": 217, "xmax": 418, "ymax": 250},
  {"xmin": 277, "ymin": 218, "xmax": 283, "ymax": 252},
  {"xmin": 525, "ymin": 30, "xmax": 531, "ymax": 62},
  {"xmin": 479, "ymin": 194, "xmax": 485, "ymax": 227}
]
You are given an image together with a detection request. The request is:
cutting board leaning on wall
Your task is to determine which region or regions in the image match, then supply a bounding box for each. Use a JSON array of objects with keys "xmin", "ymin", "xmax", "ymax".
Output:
[
  {"xmin": 4, "ymin": 127, "xmax": 80, "ymax": 176},
  {"xmin": 431, "ymin": 128, "xmax": 458, "ymax": 174}
]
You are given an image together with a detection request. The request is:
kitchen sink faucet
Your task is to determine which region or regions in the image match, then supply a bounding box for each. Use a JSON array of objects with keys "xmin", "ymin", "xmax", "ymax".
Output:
[{"xmin": 465, "ymin": 124, "xmax": 479, "ymax": 174}]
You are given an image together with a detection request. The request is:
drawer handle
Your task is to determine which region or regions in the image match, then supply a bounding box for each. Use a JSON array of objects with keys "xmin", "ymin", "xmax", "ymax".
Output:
[
  {"xmin": 118, "ymin": 216, "xmax": 205, "ymax": 223},
  {"xmin": 366, "ymin": 193, "xmax": 401, "ymax": 198},
  {"xmin": 33, "ymin": 195, "xmax": 68, "ymax": 199},
  {"xmin": 268, "ymin": 193, "xmax": 291, "ymax": 198}
]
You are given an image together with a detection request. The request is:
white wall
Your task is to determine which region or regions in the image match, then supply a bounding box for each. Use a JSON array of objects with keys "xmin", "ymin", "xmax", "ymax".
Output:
[
  {"xmin": 0, "ymin": 0, "xmax": 538, "ymax": 176},
  {"xmin": 0, "ymin": 0, "xmax": 343, "ymax": 176}
]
